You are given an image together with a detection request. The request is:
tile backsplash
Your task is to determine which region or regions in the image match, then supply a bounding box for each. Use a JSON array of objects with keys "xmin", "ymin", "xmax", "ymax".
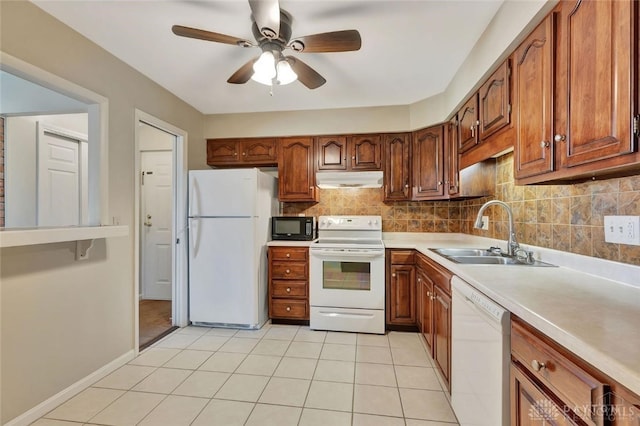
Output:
[{"xmin": 283, "ymin": 152, "xmax": 640, "ymax": 266}]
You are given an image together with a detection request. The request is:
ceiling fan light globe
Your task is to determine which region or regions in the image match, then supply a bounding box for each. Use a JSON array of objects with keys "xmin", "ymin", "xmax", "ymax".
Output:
[
  {"xmin": 250, "ymin": 72, "xmax": 273, "ymax": 86},
  {"xmin": 276, "ymin": 60, "xmax": 297, "ymax": 85},
  {"xmin": 252, "ymin": 51, "xmax": 276, "ymax": 80}
]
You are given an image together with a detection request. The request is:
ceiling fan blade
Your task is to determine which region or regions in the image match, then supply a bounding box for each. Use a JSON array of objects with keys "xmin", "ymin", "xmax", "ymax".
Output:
[
  {"xmin": 172, "ymin": 25, "xmax": 252, "ymax": 47},
  {"xmin": 289, "ymin": 30, "xmax": 362, "ymax": 53},
  {"xmin": 249, "ymin": 0, "xmax": 280, "ymax": 39},
  {"xmin": 227, "ymin": 58, "xmax": 258, "ymax": 84},
  {"xmin": 288, "ymin": 57, "xmax": 326, "ymax": 89}
]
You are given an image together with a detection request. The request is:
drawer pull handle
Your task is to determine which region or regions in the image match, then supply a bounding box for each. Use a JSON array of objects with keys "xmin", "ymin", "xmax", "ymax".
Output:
[
  {"xmin": 286, "ymin": 306, "xmax": 291, "ymax": 312},
  {"xmin": 531, "ymin": 359, "xmax": 546, "ymax": 372},
  {"xmin": 286, "ymin": 287, "xmax": 291, "ymax": 293},
  {"xmin": 286, "ymin": 253, "xmax": 291, "ymax": 258},
  {"xmin": 286, "ymin": 269, "xmax": 290, "ymax": 274}
]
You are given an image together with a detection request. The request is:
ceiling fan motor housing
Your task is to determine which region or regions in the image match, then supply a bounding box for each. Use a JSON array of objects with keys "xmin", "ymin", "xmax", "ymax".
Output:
[{"xmin": 252, "ymin": 10, "xmax": 292, "ymax": 48}]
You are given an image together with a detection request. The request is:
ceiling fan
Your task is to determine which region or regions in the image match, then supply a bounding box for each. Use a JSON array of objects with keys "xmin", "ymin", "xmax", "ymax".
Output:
[{"xmin": 172, "ymin": 0, "xmax": 361, "ymax": 89}]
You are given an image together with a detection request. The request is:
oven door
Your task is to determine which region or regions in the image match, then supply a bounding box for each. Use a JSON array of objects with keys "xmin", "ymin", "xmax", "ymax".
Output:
[{"xmin": 309, "ymin": 247, "xmax": 385, "ymax": 309}]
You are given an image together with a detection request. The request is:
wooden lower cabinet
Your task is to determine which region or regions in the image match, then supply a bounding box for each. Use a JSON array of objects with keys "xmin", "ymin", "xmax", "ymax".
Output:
[
  {"xmin": 416, "ymin": 252, "xmax": 452, "ymax": 391},
  {"xmin": 268, "ymin": 246, "xmax": 309, "ymax": 321},
  {"xmin": 386, "ymin": 250, "xmax": 417, "ymax": 328}
]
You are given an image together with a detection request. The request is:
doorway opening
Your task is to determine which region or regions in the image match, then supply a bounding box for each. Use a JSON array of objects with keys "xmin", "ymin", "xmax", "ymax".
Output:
[{"xmin": 135, "ymin": 111, "xmax": 188, "ymax": 351}]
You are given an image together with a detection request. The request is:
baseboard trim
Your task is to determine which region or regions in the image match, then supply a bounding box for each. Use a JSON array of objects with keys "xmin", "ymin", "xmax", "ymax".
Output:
[{"xmin": 5, "ymin": 350, "xmax": 135, "ymax": 426}]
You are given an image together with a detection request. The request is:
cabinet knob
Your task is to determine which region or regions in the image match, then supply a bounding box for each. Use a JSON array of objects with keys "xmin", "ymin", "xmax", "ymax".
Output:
[
  {"xmin": 242, "ymin": 152, "xmax": 247, "ymax": 156},
  {"xmin": 470, "ymin": 125, "xmax": 475, "ymax": 138},
  {"xmin": 286, "ymin": 306, "xmax": 291, "ymax": 312},
  {"xmin": 404, "ymin": 184, "xmax": 409, "ymax": 188},
  {"xmin": 417, "ymin": 278, "xmax": 421, "ymax": 283},
  {"xmin": 286, "ymin": 287, "xmax": 291, "ymax": 293},
  {"xmin": 352, "ymin": 156, "xmax": 355, "ymax": 160},
  {"xmin": 234, "ymin": 152, "xmax": 238, "ymax": 156},
  {"xmin": 554, "ymin": 134, "xmax": 566, "ymax": 142},
  {"xmin": 392, "ymin": 273, "xmax": 396, "ymax": 277},
  {"xmin": 285, "ymin": 269, "xmax": 290, "ymax": 274},
  {"xmin": 438, "ymin": 181, "xmax": 443, "ymax": 186},
  {"xmin": 540, "ymin": 141, "xmax": 550, "ymax": 148},
  {"xmin": 286, "ymin": 253, "xmax": 291, "ymax": 258},
  {"xmin": 531, "ymin": 359, "xmax": 546, "ymax": 372},
  {"xmin": 427, "ymin": 291, "xmax": 431, "ymax": 297}
]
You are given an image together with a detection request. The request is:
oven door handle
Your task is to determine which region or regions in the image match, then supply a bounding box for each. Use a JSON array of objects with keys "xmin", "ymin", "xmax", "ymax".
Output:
[{"xmin": 310, "ymin": 250, "xmax": 384, "ymax": 259}]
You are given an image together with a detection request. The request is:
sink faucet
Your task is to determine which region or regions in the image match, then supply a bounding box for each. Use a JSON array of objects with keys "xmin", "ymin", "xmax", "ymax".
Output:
[{"xmin": 474, "ymin": 200, "xmax": 519, "ymax": 256}]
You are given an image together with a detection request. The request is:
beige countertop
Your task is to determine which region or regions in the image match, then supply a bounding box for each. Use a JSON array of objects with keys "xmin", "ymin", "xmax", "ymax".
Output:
[{"xmin": 383, "ymin": 232, "xmax": 640, "ymax": 396}]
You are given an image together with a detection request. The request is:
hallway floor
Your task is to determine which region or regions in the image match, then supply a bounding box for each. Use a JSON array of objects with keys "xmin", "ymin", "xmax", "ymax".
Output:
[
  {"xmin": 139, "ymin": 299, "xmax": 174, "ymax": 350},
  {"xmin": 32, "ymin": 324, "xmax": 459, "ymax": 426}
]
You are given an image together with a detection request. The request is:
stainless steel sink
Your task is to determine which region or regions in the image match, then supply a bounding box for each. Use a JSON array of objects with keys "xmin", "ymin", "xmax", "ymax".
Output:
[
  {"xmin": 429, "ymin": 248, "xmax": 556, "ymax": 267},
  {"xmin": 430, "ymin": 248, "xmax": 500, "ymax": 257}
]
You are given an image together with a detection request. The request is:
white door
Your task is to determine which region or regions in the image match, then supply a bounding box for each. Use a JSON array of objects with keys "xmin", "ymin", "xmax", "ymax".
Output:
[
  {"xmin": 141, "ymin": 150, "xmax": 173, "ymax": 300},
  {"xmin": 37, "ymin": 124, "xmax": 87, "ymax": 226}
]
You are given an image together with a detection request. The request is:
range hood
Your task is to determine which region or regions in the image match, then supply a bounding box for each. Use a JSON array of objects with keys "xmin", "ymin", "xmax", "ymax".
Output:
[{"xmin": 316, "ymin": 171, "xmax": 383, "ymax": 189}]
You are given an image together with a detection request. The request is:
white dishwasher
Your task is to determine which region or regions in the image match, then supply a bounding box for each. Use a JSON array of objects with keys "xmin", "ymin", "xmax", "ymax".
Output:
[{"xmin": 451, "ymin": 276, "xmax": 510, "ymax": 426}]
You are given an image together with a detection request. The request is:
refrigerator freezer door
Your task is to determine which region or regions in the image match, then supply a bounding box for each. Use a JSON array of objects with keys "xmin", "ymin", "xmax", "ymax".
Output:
[
  {"xmin": 189, "ymin": 169, "xmax": 257, "ymax": 217},
  {"xmin": 189, "ymin": 217, "xmax": 260, "ymax": 326}
]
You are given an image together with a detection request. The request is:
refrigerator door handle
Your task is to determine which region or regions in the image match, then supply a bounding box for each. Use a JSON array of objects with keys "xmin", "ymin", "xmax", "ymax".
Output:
[
  {"xmin": 190, "ymin": 218, "xmax": 200, "ymax": 258},
  {"xmin": 189, "ymin": 178, "xmax": 201, "ymax": 218}
]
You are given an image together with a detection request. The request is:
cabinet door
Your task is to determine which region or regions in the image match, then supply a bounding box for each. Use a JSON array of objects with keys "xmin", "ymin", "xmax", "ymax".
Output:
[
  {"xmin": 278, "ymin": 137, "xmax": 317, "ymax": 202},
  {"xmin": 207, "ymin": 139, "xmax": 239, "ymax": 165},
  {"xmin": 457, "ymin": 95, "xmax": 479, "ymax": 154},
  {"xmin": 316, "ymin": 136, "xmax": 348, "ymax": 171},
  {"xmin": 479, "ymin": 60, "xmax": 511, "ymax": 141},
  {"xmin": 511, "ymin": 363, "xmax": 579, "ymax": 426},
  {"xmin": 388, "ymin": 264, "xmax": 416, "ymax": 326},
  {"xmin": 514, "ymin": 15, "xmax": 555, "ymax": 179},
  {"xmin": 420, "ymin": 272, "xmax": 434, "ymax": 355},
  {"xmin": 240, "ymin": 138, "xmax": 277, "ymax": 164},
  {"xmin": 433, "ymin": 285, "xmax": 451, "ymax": 389},
  {"xmin": 555, "ymin": 0, "xmax": 635, "ymax": 168},
  {"xmin": 351, "ymin": 134, "xmax": 383, "ymax": 170},
  {"xmin": 412, "ymin": 125, "xmax": 445, "ymax": 200},
  {"xmin": 447, "ymin": 117, "xmax": 460, "ymax": 196},
  {"xmin": 383, "ymin": 133, "xmax": 411, "ymax": 201}
]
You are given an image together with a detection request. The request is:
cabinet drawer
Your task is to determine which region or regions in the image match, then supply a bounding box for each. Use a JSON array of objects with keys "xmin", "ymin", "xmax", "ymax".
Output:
[
  {"xmin": 511, "ymin": 320, "xmax": 607, "ymax": 425},
  {"xmin": 271, "ymin": 280, "xmax": 307, "ymax": 298},
  {"xmin": 271, "ymin": 299, "xmax": 308, "ymax": 319},
  {"xmin": 390, "ymin": 250, "xmax": 415, "ymax": 264},
  {"xmin": 271, "ymin": 262, "xmax": 307, "ymax": 279},
  {"xmin": 270, "ymin": 247, "xmax": 308, "ymax": 262}
]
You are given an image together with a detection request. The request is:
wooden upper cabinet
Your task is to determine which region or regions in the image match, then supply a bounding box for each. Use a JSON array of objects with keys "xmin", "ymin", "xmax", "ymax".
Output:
[
  {"xmin": 242, "ymin": 139, "xmax": 277, "ymax": 164},
  {"xmin": 479, "ymin": 59, "xmax": 511, "ymax": 141},
  {"xmin": 514, "ymin": 14, "xmax": 555, "ymax": 180},
  {"xmin": 316, "ymin": 135, "xmax": 382, "ymax": 171},
  {"xmin": 316, "ymin": 136, "xmax": 347, "ymax": 170},
  {"xmin": 207, "ymin": 139, "xmax": 239, "ymax": 165},
  {"xmin": 278, "ymin": 137, "xmax": 318, "ymax": 202},
  {"xmin": 555, "ymin": 0, "xmax": 636, "ymax": 169},
  {"xmin": 457, "ymin": 94, "xmax": 479, "ymax": 154},
  {"xmin": 412, "ymin": 125, "xmax": 445, "ymax": 200},
  {"xmin": 383, "ymin": 133, "xmax": 411, "ymax": 201},
  {"xmin": 207, "ymin": 138, "xmax": 277, "ymax": 166},
  {"xmin": 351, "ymin": 135, "xmax": 383, "ymax": 170}
]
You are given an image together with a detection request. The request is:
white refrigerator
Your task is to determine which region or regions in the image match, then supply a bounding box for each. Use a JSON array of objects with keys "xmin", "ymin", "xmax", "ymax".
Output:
[{"xmin": 188, "ymin": 168, "xmax": 278, "ymax": 328}]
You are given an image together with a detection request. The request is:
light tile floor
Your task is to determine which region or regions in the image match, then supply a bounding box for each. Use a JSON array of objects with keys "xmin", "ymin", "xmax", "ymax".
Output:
[{"xmin": 34, "ymin": 324, "xmax": 459, "ymax": 426}]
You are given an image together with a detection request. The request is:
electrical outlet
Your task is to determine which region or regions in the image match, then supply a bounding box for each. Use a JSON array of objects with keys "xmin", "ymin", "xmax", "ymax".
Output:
[
  {"xmin": 481, "ymin": 216, "xmax": 489, "ymax": 230},
  {"xmin": 604, "ymin": 215, "xmax": 640, "ymax": 245}
]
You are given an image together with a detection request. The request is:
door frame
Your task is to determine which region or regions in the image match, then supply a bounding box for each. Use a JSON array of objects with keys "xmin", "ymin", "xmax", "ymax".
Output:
[{"xmin": 134, "ymin": 109, "xmax": 188, "ymax": 353}]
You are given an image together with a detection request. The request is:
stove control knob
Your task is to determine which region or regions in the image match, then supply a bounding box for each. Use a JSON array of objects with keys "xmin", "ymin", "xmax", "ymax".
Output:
[{"xmin": 368, "ymin": 220, "xmax": 372, "ymax": 225}]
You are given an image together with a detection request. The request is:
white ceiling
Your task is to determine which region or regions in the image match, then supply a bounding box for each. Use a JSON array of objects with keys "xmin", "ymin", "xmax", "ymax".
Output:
[{"xmin": 31, "ymin": 0, "xmax": 504, "ymax": 115}]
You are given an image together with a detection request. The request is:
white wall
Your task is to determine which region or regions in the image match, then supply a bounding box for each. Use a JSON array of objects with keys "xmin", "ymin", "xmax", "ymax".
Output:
[
  {"xmin": 0, "ymin": 2, "xmax": 203, "ymax": 423},
  {"xmin": 4, "ymin": 113, "xmax": 88, "ymax": 227},
  {"xmin": 139, "ymin": 121, "xmax": 174, "ymax": 152}
]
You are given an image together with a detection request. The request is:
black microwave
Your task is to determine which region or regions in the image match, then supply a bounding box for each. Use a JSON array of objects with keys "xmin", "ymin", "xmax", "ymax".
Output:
[{"xmin": 271, "ymin": 216, "xmax": 316, "ymax": 241}]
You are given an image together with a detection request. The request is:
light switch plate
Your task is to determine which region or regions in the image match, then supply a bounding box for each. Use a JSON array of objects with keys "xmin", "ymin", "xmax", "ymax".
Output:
[{"xmin": 481, "ymin": 216, "xmax": 489, "ymax": 230}]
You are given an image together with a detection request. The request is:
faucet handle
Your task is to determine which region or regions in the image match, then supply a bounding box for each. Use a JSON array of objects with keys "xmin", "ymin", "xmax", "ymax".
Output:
[{"xmin": 514, "ymin": 248, "xmax": 535, "ymax": 264}]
